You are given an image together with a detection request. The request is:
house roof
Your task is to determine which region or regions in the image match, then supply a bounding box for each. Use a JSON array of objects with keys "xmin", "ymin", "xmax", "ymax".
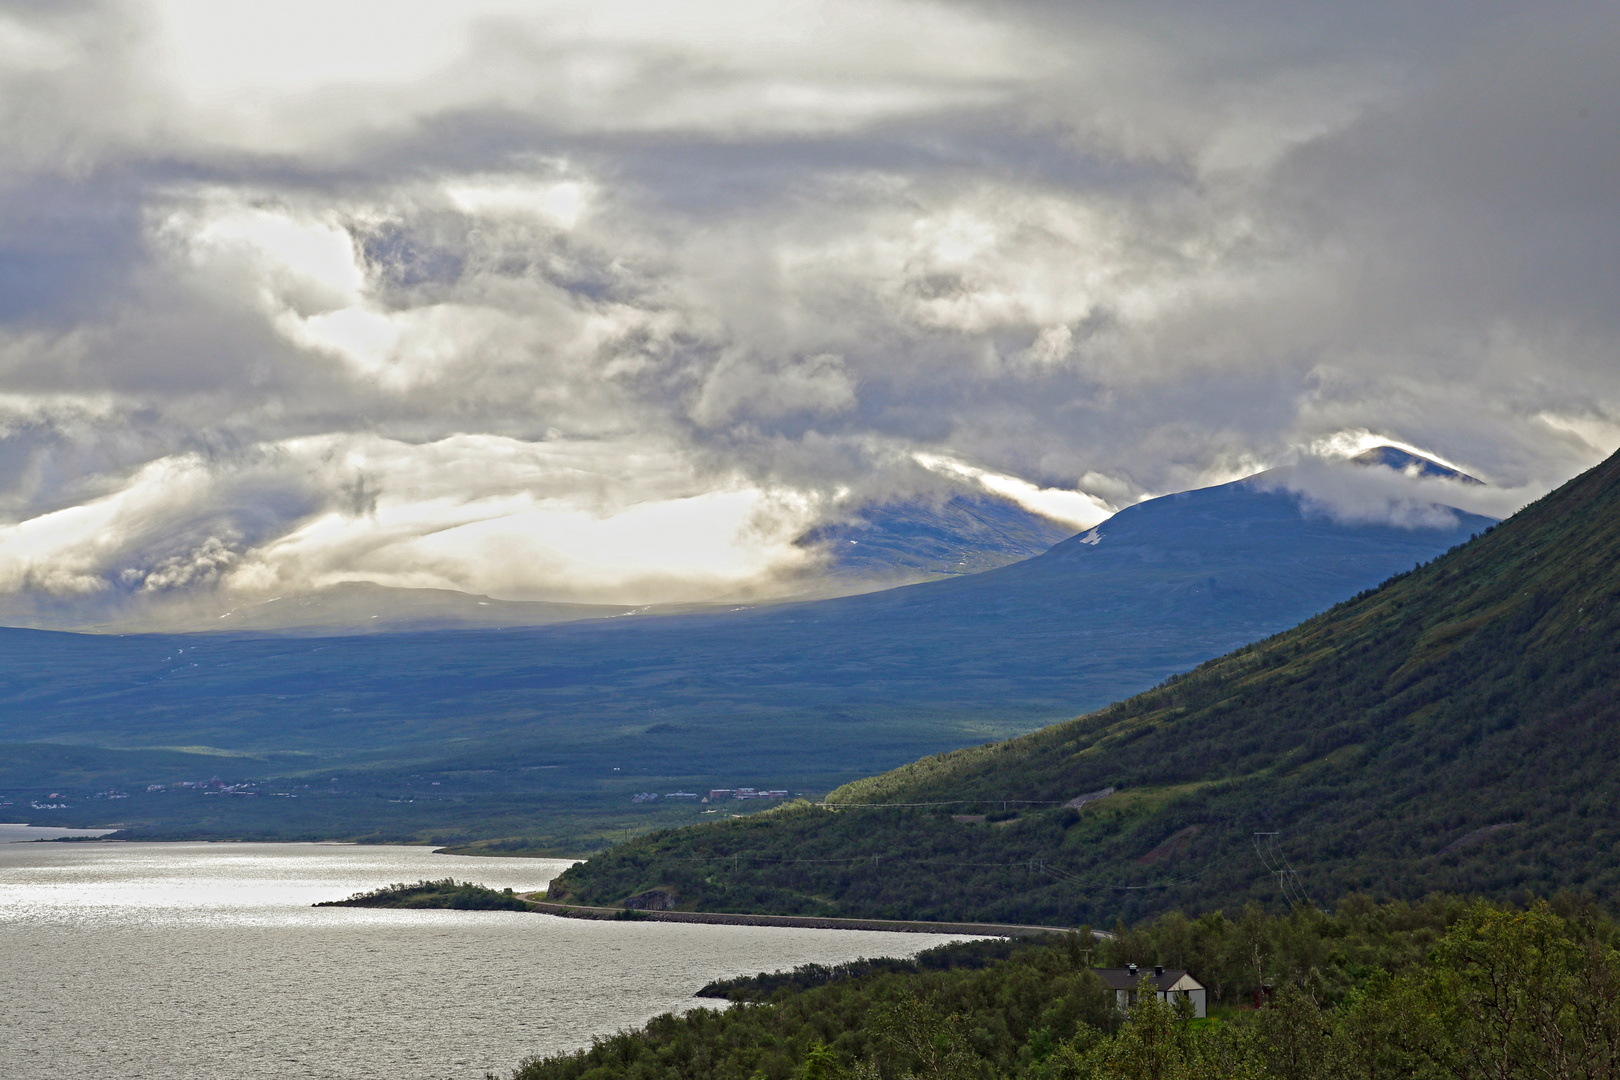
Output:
[{"xmin": 1093, "ymin": 968, "xmax": 1202, "ymax": 992}]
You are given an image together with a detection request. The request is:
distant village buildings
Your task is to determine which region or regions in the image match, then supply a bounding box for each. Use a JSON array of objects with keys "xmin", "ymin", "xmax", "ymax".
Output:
[
  {"xmin": 633, "ymin": 787, "xmax": 793, "ymax": 803},
  {"xmin": 706, "ymin": 787, "xmax": 790, "ymax": 802}
]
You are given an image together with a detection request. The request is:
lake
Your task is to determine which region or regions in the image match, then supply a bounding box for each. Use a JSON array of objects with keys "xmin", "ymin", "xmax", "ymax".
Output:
[{"xmin": 0, "ymin": 836, "xmax": 973, "ymax": 1079}]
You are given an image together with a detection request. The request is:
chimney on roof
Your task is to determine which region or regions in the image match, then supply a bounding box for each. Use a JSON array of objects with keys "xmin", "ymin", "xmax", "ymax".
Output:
[
  {"xmin": 1128, "ymin": 963, "xmax": 1138, "ymax": 976},
  {"xmin": 1155, "ymin": 965, "xmax": 1164, "ymax": 977}
]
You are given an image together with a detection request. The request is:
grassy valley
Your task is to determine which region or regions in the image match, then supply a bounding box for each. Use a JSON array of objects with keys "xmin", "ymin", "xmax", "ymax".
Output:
[{"xmin": 0, "ymin": 739, "xmax": 832, "ymax": 852}]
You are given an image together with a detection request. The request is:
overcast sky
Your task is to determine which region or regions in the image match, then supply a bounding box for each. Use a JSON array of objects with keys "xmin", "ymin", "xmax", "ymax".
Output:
[{"xmin": 0, "ymin": 0, "xmax": 1614, "ymax": 605}]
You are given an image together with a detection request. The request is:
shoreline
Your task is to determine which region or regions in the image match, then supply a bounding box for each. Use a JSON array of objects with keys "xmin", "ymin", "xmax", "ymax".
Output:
[{"xmin": 519, "ymin": 896, "xmax": 1084, "ymax": 938}]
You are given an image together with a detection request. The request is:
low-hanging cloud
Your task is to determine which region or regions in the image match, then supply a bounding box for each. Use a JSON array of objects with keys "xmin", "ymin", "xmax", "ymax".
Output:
[
  {"xmin": 1257, "ymin": 456, "xmax": 1532, "ymax": 532},
  {"xmin": 0, "ymin": 0, "xmax": 1615, "ymax": 608}
]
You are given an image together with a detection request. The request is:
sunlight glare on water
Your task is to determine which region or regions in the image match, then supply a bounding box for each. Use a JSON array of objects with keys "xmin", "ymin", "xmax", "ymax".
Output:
[{"xmin": 0, "ymin": 841, "xmax": 972, "ymax": 1080}]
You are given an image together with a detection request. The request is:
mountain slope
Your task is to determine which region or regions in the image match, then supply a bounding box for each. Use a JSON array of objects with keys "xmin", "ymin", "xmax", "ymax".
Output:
[
  {"xmin": 797, "ymin": 493, "xmax": 1077, "ymax": 585},
  {"xmin": 546, "ymin": 447, "xmax": 1620, "ymax": 923}
]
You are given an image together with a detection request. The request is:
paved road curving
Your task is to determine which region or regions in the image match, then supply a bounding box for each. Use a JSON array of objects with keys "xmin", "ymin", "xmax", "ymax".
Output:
[{"xmin": 519, "ymin": 896, "xmax": 1105, "ymax": 938}]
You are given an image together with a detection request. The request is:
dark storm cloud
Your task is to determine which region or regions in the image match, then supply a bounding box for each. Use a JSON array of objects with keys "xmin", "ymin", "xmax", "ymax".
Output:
[
  {"xmin": 0, "ymin": 0, "xmax": 1612, "ymax": 604},
  {"xmin": 0, "ymin": 175, "xmax": 150, "ymax": 324}
]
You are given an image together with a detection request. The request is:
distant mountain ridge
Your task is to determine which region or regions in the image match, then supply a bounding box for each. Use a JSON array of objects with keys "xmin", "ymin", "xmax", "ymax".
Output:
[
  {"xmin": 797, "ymin": 493, "xmax": 1076, "ymax": 584},
  {"xmin": 0, "ymin": 452, "xmax": 1500, "ymax": 847},
  {"xmin": 0, "ymin": 450, "xmax": 1477, "ymax": 635},
  {"xmin": 799, "ymin": 469, "xmax": 1496, "ymax": 679},
  {"xmin": 1352, "ymin": 445, "xmax": 1484, "ymax": 484},
  {"xmin": 547, "ymin": 445, "xmax": 1620, "ymax": 923}
]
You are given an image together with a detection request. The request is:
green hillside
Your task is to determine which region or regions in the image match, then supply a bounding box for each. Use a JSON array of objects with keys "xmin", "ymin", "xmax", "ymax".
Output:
[{"xmin": 547, "ymin": 447, "xmax": 1620, "ymax": 924}]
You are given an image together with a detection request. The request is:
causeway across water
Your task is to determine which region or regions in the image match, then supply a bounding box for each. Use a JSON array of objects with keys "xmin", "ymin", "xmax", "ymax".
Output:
[{"xmin": 520, "ymin": 897, "xmax": 1098, "ymax": 938}]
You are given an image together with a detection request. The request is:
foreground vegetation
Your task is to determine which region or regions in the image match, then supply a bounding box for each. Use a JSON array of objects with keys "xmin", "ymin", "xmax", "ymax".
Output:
[
  {"xmin": 513, "ymin": 894, "xmax": 1620, "ymax": 1080},
  {"xmin": 549, "ymin": 448, "xmax": 1620, "ymax": 923},
  {"xmin": 314, "ymin": 878, "xmax": 530, "ymax": 910}
]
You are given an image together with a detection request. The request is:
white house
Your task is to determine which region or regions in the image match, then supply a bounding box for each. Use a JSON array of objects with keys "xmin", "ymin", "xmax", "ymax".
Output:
[{"xmin": 1093, "ymin": 964, "xmax": 1207, "ymax": 1019}]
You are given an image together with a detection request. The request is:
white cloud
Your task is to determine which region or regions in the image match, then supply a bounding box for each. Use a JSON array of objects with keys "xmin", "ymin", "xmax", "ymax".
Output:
[
  {"xmin": 1259, "ymin": 455, "xmax": 1534, "ymax": 529},
  {"xmin": 0, "ymin": 430, "xmax": 826, "ymax": 604},
  {"xmin": 180, "ymin": 204, "xmax": 364, "ymax": 310},
  {"xmin": 915, "ymin": 453, "xmax": 1112, "ymax": 531},
  {"xmin": 0, "ymin": 453, "xmax": 238, "ymax": 594},
  {"xmin": 446, "ymin": 177, "xmax": 591, "ymax": 231},
  {"xmin": 134, "ymin": 0, "xmax": 1035, "ymax": 155},
  {"xmin": 249, "ymin": 485, "xmax": 813, "ymax": 603}
]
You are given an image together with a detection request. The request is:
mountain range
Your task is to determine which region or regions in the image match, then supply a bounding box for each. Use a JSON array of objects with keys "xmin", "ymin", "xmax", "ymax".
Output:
[
  {"xmin": 797, "ymin": 492, "xmax": 1077, "ymax": 588},
  {"xmin": 0, "ymin": 449, "xmax": 1469, "ymax": 636},
  {"xmin": 547, "ymin": 444, "xmax": 1620, "ymax": 921},
  {"xmin": 0, "ymin": 452, "xmax": 1495, "ymax": 848}
]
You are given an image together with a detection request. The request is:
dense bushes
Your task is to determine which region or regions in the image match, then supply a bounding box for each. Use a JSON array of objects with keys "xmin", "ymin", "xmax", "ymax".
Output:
[
  {"xmin": 313, "ymin": 878, "xmax": 530, "ymax": 910},
  {"xmin": 512, "ymin": 895, "xmax": 1620, "ymax": 1080},
  {"xmin": 515, "ymin": 933, "xmax": 1113, "ymax": 1080}
]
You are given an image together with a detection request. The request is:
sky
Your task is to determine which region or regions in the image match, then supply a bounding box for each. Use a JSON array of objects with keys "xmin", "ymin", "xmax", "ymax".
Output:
[{"xmin": 0, "ymin": 0, "xmax": 1614, "ymax": 606}]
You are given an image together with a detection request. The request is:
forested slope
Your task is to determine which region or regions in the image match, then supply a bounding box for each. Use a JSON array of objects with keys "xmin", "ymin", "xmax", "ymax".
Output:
[
  {"xmin": 515, "ymin": 897, "xmax": 1620, "ymax": 1080},
  {"xmin": 547, "ymin": 447, "xmax": 1620, "ymax": 924}
]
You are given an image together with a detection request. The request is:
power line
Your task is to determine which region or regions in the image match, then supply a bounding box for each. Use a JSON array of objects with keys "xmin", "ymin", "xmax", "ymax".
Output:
[
  {"xmin": 1252, "ymin": 832, "xmax": 1309, "ymax": 905},
  {"xmin": 1036, "ymin": 862, "xmax": 1198, "ymax": 892}
]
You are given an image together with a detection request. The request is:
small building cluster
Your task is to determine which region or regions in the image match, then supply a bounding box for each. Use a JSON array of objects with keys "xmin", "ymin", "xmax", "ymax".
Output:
[
  {"xmin": 705, "ymin": 787, "xmax": 790, "ymax": 802},
  {"xmin": 151, "ymin": 777, "xmax": 259, "ymax": 795},
  {"xmin": 630, "ymin": 787, "xmax": 793, "ymax": 803},
  {"xmin": 1093, "ymin": 964, "xmax": 1206, "ymax": 1018}
]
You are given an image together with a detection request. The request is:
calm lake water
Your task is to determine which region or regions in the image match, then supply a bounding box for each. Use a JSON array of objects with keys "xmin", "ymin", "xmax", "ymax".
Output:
[{"xmin": 0, "ymin": 838, "xmax": 971, "ymax": 1080}]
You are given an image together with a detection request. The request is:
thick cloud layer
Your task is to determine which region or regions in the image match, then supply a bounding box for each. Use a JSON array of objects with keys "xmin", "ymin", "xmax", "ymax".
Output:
[{"xmin": 0, "ymin": 0, "xmax": 1614, "ymax": 605}]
